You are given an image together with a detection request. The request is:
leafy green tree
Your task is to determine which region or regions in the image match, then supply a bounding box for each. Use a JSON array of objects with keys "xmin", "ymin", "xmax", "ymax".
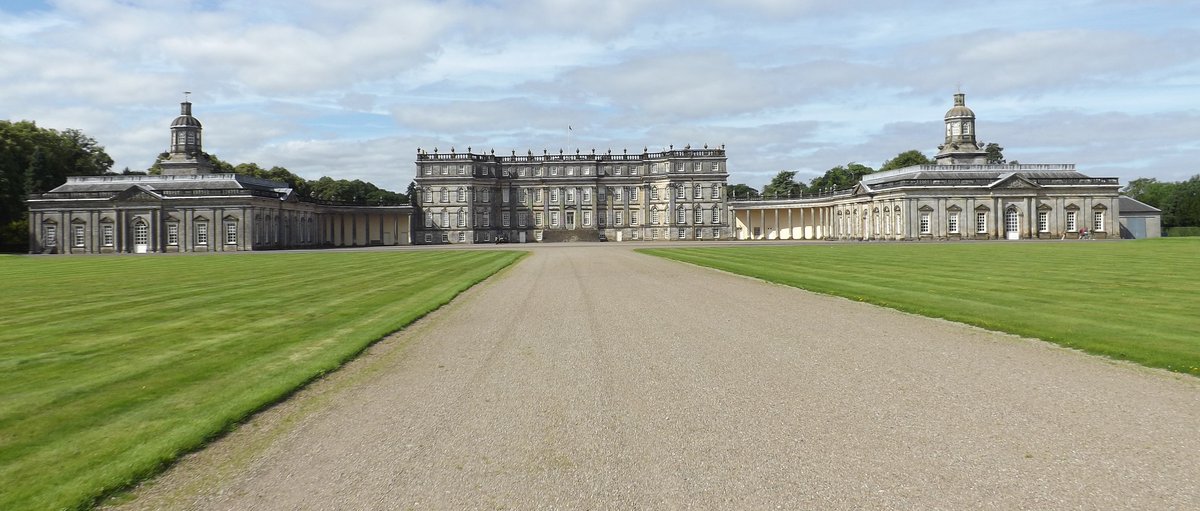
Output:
[
  {"xmin": 762, "ymin": 170, "xmax": 808, "ymax": 198},
  {"xmin": 879, "ymin": 150, "xmax": 931, "ymax": 171},
  {"xmin": 0, "ymin": 120, "xmax": 112, "ymax": 250},
  {"xmin": 984, "ymin": 143, "xmax": 1005, "ymax": 164},
  {"xmin": 727, "ymin": 183, "xmax": 760, "ymax": 199},
  {"xmin": 1164, "ymin": 175, "xmax": 1200, "ymax": 228},
  {"xmin": 808, "ymin": 162, "xmax": 875, "ymax": 191}
]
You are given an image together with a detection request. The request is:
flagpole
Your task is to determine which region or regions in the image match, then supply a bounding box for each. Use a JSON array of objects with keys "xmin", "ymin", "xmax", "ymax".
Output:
[{"xmin": 567, "ymin": 125, "xmax": 572, "ymax": 154}]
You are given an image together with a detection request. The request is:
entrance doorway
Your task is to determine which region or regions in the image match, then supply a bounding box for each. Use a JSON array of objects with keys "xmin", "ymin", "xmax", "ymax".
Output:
[
  {"xmin": 1005, "ymin": 208, "xmax": 1020, "ymax": 240},
  {"xmin": 134, "ymin": 220, "xmax": 149, "ymax": 253},
  {"xmin": 566, "ymin": 211, "xmax": 576, "ymax": 229}
]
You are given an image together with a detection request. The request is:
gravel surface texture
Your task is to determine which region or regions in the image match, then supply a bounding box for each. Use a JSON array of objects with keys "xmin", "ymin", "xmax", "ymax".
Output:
[{"xmin": 115, "ymin": 244, "xmax": 1200, "ymax": 510}]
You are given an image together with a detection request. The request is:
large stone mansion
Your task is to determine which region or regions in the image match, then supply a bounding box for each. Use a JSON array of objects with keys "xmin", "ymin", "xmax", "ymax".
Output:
[{"xmin": 27, "ymin": 93, "xmax": 1158, "ymax": 253}]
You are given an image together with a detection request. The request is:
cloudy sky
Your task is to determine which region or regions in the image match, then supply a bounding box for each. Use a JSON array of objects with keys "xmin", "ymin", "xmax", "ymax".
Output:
[{"xmin": 2, "ymin": 0, "xmax": 1197, "ymax": 191}]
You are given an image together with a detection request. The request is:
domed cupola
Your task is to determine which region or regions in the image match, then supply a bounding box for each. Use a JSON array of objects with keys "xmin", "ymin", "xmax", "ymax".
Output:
[
  {"xmin": 161, "ymin": 94, "xmax": 215, "ymax": 175},
  {"xmin": 935, "ymin": 92, "xmax": 988, "ymax": 165},
  {"xmin": 169, "ymin": 99, "xmax": 203, "ymax": 155}
]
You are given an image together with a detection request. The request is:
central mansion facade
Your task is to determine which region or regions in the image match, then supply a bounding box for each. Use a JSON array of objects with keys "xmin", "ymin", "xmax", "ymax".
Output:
[{"xmin": 413, "ymin": 146, "xmax": 731, "ymax": 244}]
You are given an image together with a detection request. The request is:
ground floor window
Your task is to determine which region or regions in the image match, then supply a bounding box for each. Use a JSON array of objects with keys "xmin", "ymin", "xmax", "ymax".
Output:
[
  {"xmin": 73, "ymin": 225, "xmax": 85, "ymax": 247},
  {"xmin": 167, "ymin": 223, "xmax": 179, "ymax": 245},
  {"xmin": 1067, "ymin": 211, "xmax": 1077, "ymax": 232},
  {"xmin": 102, "ymin": 224, "xmax": 114, "ymax": 246},
  {"xmin": 1093, "ymin": 210, "xmax": 1105, "ymax": 231},
  {"xmin": 947, "ymin": 213, "xmax": 959, "ymax": 234},
  {"xmin": 458, "ymin": 232, "xmax": 466, "ymax": 242},
  {"xmin": 43, "ymin": 225, "xmax": 56, "ymax": 247},
  {"xmin": 1038, "ymin": 211, "xmax": 1049, "ymax": 232},
  {"xmin": 195, "ymin": 222, "xmax": 208, "ymax": 245},
  {"xmin": 535, "ymin": 230, "xmax": 543, "ymax": 241},
  {"xmin": 424, "ymin": 233, "xmax": 432, "ymax": 243},
  {"xmin": 919, "ymin": 213, "xmax": 931, "ymax": 234},
  {"xmin": 441, "ymin": 233, "xmax": 448, "ymax": 243},
  {"xmin": 976, "ymin": 212, "xmax": 987, "ymax": 233},
  {"xmin": 631, "ymin": 230, "xmax": 639, "ymax": 240},
  {"xmin": 225, "ymin": 222, "xmax": 238, "ymax": 244},
  {"xmin": 678, "ymin": 228, "xmax": 686, "ymax": 239}
]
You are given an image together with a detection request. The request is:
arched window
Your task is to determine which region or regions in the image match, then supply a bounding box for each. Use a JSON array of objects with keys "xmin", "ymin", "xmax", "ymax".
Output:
[{"xmin": 134, "ymin": 220, "xmax": 149, "ymax": 246}]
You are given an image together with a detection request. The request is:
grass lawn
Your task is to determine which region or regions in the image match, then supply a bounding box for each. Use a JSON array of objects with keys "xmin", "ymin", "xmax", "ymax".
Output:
[
  {"xmin": 641, "ymin": 238, "xmax": 1200, "ymax": 377},
  {"xmin": 0, "ymin": 249, "xmax": 524, "ymax": 511}
]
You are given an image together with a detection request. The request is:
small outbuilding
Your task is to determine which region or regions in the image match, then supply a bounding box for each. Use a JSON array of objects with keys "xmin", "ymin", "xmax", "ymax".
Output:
[{"xmin": 1118, "ymin": 196, "xmax": 1162, "ymax": 239}]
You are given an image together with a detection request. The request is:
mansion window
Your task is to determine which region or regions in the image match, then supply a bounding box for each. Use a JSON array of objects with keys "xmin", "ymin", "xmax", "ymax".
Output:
[
  {"xmin": 442, "ymin": 233, "xmax": 448, "ymax": 243},
  {"xmin": 678, "ymin": 228, "xmax": 686, "ymax": 239},
  {"xmin": 694, "ymin": 208, "xmax": 703, "ymax": 223},
  {"xmin": 615, "ymin": 211, "xmax": 623, "ymax": 225},
  {"xmin": 482, "ymin": 211, "xmax": 490, "ymax": 227},
  {"xmin": 675, "ymin": 186, "xmax": 685, "ymax": 200},
  {"xmin": 424, "ymin": 190, "xmax": 432, "ymax": 203},
  {"xmin": 441, "ymin": 211, "xmax": 449, "ymax": 227},
  {"xmin": 711, "ymin": 185, "xmax": 720, "ymax": 199},
  {"xmin": 440, "ymin": 189, "xmax": 449, "ymax": 203},
  {"xmin": 582, "ymin": 188, "xmax": 591, "ymax": 203},
  {"xmin": 566, "ymin": 189, "xmax": 575, "ymax": 203},
  {"xmin": 534, "ymin": 189, "xmax": 542, "ymax": 203},
  {"xmin": 651, "ymin": 187, "xmax": 659, "ymax": 200},
  {"xmin": 919, "ymin": 213, "xmax": 931, "ymax": 235},
  {"xmin": 1093, "ymin": 211, "xmax": 1105, "ymax": 231},
  {"xmin": 614, "ymin": 188, "xmax": 623, "ymax": 201},
  {"xmin": 424, "ymin": 214, "xmax": 433, "ymax": 228},
  {"xmin": 458, "ymin": 232, "xmax": 466, "ymax": 242},
  {"xmin": 102, "ymin": 224, "xmax": 114, "ymax": 247},
  {"xmin": 551, "ymin": 166, "xmax": 559, "ymax": 176},
  {"xmin": 195, "ymin": 222, "xmax": 208, "ymax": 245},
  {"xmin": 225, "ymin": 222, "xmax": 238, "ymax": 245},
  {"xmin": 583, "ymin": 211, "xmax": 592, "ymax": 227},
  {"xmin": 457, "ymin": 211, "xmax": 466, "ymax": 227},
  {"xmin": 167, "ymin": 223, "xmax": 179, "ymax": 245},
  {"xmin": 694, "ymin": 184, "xmax": 702, "ymax": 199},
  {"xmin": 424, "ymin": 233, "xmax": 432, "ymax": 243},
  {"xmin": 503, "ymin": 212, "xmax": 511, "ymax": 227},
  {"xmin": 521, "ymin": 189, "xmax": 529, "ymax": 204},
  {"xmin": 502, "ymin": 189, "xmax": 510, "ymax": 204},
  {"xmin": 630, "ymin": 188, "xmax": 638, "ymax": 201},
  {"xmin": 976, "ymin": 212, "xmax": 988, "ymax": 233},
  {"xmin": 1066, "ymin": 211, "xmax": 1078, "ymax": 232},
  {"xmin": 711, "ymin": 207, "xmax": 720, "ymax": 223},
  {"xmin": 423, "ymin": 166, "xmax": 432, "ymax": 176},
  {"xmin": 567, "ymin": 166, "xmax": 576, "ymax": 176},
  {"xmin": 677, "ymin": 208, "xmax": 686, "ymax": 224},
  {"xmin": 550, "ymin": 189, "xmax": 559, "ymax": 203},
  {"xmin": 535, "ymin": 211, "xmax": 544, "ymax": 226},
  {"xmin": 1038, "ymin": 211, "xmax": 1049, "ymax": 232},
  {"xmin": 550, "ymin": 211, "xmax": 560, "ymax": 227},
  {"xmin": 630, "ymin": 212, "xmax": 639, "ymax": 226},
  {"xmin": 457, "ymin": 188, "xmax": 466, "ymax": 202},
  {"xmin": 694, "ymin": 162, "xmax": 702, "ymax": 172},
  {"xmin": 948, "ymin": 213, "xmax": 959, "ymax": 234},
  {"xmin": 518, "ymin": 211, "xmax": 528, "ymax": 227},
  {"xmin": 651, "ymin": 209, "xmax": 660, "ymax": 224},
  {"xmin": 481, "ymin": 188, "xmax": 490, "ymax": 203},
  {"xmin": 457, "ymin": 165, "xmax": 466, "ymax": 175}
]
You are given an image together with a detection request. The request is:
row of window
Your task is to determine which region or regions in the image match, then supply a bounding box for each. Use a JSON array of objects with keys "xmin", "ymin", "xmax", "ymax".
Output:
[
  {"xmin": 45, "ymin": 220, "xmax": 237, "ymax": 248},
  {"xmin": 917, "ymin": 211, "xmax": 1105, "ymax": 235},
  {"xmin": 421, "ymin": 227, "xmax": 723, "ymax": 244},
  {"xmin": 423, "ymin": 183, "xmax": 724, "ymax": 205},
  {"xmin": 421, "ymin": 161, "xmax": 725, "ymax": 178}
]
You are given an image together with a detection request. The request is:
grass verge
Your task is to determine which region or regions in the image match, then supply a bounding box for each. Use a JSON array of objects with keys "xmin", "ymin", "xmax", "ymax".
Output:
[
  {"xmin": 641, "ymin": 239, "xmax": 1199, "ymax": 376},
  {"xmin": 0, "ymin": 249, "xmax": 524, "ymax": 510}
]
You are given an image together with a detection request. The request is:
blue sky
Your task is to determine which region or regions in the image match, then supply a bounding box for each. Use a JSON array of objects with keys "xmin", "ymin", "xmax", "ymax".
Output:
[{"xmin": 2, "ymin": 0, "xmax": 1198, "ymax": 191}]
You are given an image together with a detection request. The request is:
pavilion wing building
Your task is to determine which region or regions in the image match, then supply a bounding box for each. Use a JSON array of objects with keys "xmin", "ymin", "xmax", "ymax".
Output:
[{"xmin": 732, "ymin": 93, "xmax": 1126, "ymax": 241}]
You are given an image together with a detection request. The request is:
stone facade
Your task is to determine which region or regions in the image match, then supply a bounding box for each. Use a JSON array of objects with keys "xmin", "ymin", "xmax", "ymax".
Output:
[
  {"xmin": 27, "ymin": 100, "xmax": 411, "ymax": 254},
  {"xmin": 731, "ymin": 93, "xmax": 1125, "ymax": 241},
  {"xmin": 413, "ymin": 146, "xmax": 731, "ymax": 243}
]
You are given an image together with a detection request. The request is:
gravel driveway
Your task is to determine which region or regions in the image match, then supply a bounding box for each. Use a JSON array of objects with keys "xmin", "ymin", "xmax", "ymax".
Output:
[{"xmin": 116, "ymin": 244, "xmax": 1199, "ymax": 509}]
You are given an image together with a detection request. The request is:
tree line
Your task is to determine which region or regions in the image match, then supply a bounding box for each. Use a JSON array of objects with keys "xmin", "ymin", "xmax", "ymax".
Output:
[
  {"xmin": 1122, "ymin": 176, "xmax": 1200, "ymax": 230},
  {"xmin": 0, "ymin": 121, "xmax": 406, "ymax": 251}
]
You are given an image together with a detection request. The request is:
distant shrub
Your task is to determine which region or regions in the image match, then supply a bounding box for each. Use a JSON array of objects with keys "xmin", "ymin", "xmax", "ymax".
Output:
[{"xmin": 1166, "ymin": 226, "xmax": 1200, "ymax": 237}]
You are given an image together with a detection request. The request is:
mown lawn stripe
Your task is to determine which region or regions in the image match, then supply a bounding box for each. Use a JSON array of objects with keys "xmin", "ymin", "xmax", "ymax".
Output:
[
  {"xmin": 0, "ymin": 249, "xmax": 524, "ymax": 511},
  {"xmin": 642, "ymin": 239, "xmax": 1200, "ymax": 376}
]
